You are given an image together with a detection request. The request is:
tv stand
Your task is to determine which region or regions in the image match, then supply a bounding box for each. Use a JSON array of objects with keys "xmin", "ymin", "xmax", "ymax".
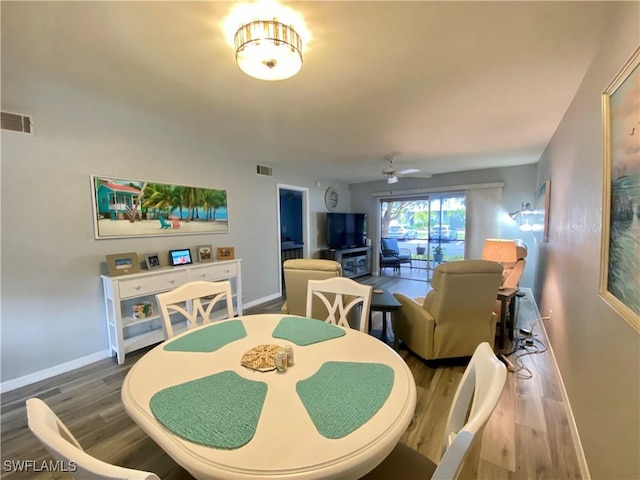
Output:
[{"xmin": 322, "ymin": 246, "xmax": 372, "ymax": 278}]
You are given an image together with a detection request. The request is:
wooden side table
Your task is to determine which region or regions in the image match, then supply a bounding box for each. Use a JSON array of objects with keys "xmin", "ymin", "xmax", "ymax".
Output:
[
  {"xmin": 496, "ymin": 287, "xmax": 518, "ymax": 349},
  {"xmin": 369, "ymin": 289, "xmax": 402, "ymax": 343}
]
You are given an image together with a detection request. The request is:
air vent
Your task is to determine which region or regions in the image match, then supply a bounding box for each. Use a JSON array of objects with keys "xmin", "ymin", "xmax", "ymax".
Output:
[
  {"xmin": 1, "ymin": 111, "xmax": 33, "ymax": 134},
  {"xmin": 256, "ymin": 165, "xmax": 273, "ymax": 176}
]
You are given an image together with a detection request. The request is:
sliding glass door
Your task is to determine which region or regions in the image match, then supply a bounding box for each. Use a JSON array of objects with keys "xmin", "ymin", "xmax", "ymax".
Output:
[{"xmin": 380, "ymin": 192, "xmax": 466, "ymax": 281}]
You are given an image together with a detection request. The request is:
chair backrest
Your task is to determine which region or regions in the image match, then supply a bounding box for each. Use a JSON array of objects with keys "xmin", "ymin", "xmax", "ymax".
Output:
[
  {"xmin": 381, "ymin": 237, "xmax": 400, "ymax": 254},
  {"xmin": 283, "ymin": 259, "xmax": 343, "ymax": 317},
  {"xmin": 306, "ymin": 277, "xmax": 372, "ymax": 332},
  {"xmin": 433, "ymin": 342, "xmax": 507, "ymax": 480},
  {"xmin": 156, "ymin": 280, "xmax": 234, "ymax": 339},
  {"xmin": 423, "ymin": 260, "xmax": 503, "ymax": 358},
  {"xmin": 26, "ymin": 398, "xmax": 159, "ymax": 480}
]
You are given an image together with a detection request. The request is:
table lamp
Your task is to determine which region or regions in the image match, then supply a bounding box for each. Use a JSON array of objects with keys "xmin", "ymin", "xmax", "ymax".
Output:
[{"xmin": 482, "ymin": 239, "xmax": 518, "ymax": 263}]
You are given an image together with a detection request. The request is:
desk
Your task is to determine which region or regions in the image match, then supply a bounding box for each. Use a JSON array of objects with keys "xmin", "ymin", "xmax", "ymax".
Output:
[
  {"xmin": 122, "ymin": 314, "xmax": 416, "ymax": 480},
  {"xmin": 497, "ymin": 288, "xmax": 518, "ymax": 349},
  {"xmin": 369, "ymin": 289, "xmax": 402, "ymax": 343}
]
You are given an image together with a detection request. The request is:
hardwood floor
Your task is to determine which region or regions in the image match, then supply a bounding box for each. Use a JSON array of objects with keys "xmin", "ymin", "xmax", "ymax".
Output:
[{"xmin": 0, "ymin": 276, "xmax": 581, "ymax": 479}]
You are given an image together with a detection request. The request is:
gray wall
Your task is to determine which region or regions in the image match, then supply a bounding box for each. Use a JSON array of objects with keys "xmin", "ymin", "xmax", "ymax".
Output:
[
  {"xmin": 535, "ymin": 2, "xmax": 639, "ymax": 478},
  {"xmin": 349, "ymin": 164, "xmax": 539, "ymax": 288},
  {"xmin": 0, "ymin": 77, "xmax": 351, "ymax": 383}
]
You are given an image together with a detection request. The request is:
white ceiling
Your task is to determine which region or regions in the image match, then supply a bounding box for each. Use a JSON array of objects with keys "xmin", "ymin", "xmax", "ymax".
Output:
[{"xmin": 2, "ymin": 1, "xmax": 617, "ymax": 183}]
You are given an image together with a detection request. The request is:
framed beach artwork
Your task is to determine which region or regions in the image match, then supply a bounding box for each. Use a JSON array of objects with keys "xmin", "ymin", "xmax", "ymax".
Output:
[
  {"xmin": 600, "ymin": 45, "xmax": 640, "ymax": 331},
  {"xmin": 533, "ymin": 180, "xmax": 551, "ymax": 243},
  {"xmin": 91, "ymin": 176, "xmax": 229, "ymax": 239}
]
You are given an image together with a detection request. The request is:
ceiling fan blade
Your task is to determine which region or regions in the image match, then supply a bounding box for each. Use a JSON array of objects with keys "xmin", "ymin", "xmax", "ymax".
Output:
[{"xmin": 397, "ymin": 168, "xmax": 420, "ymax": 175}]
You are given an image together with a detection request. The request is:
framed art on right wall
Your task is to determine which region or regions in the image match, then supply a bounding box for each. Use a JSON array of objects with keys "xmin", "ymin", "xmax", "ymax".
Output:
[
  {"xmin": 534, "ymin": 179, "xmax": 551, "ymax": 243},
  {"xmin": 600, "ymin": 45, "xmax": 640, "ymax": 331}
]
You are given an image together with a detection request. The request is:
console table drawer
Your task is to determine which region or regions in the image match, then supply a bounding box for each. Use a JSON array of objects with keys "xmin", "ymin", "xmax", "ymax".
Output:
[
  {"xmin": 119, "ymin": 277, "xmax": 156, "ymax": 298},
  {"xmin": 155, "ymin": 271, "xmax": 187, "ymax": 291},
  {"xmin": 187, "ymin": 262, "xmax": 238, "ymax": 282}
]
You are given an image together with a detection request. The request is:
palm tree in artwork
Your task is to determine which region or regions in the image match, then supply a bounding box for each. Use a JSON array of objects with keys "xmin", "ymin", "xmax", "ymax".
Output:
[
  {"xmin": 181, "ymin": 186, "xmax": 202, "ymax": 222},
  {"xmin": 202, "ymin": 189, "xmax": 219, "ymax": 220},
  {"xmin": 210, "ymin": 190, "xmax": 227, "ymax": 221},
  {"xmin": 128, "ymin": 182, "xmax": 147, "ymax": 222},
  {"xmin": 142, "ymin": 183, "xmax": 173, "ymax": 218}
]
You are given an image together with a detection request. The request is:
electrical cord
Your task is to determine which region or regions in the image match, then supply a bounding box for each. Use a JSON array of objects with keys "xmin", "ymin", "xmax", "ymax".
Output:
[{"xmin": 503, "ymin": 316, "xmax": 550, "ymax": 379}]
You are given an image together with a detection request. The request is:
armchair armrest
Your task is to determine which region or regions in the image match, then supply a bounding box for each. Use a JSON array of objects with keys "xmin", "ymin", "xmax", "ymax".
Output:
[{"xmin": 392, "ymin": 293, "xmax": 436, "ymax": 359}]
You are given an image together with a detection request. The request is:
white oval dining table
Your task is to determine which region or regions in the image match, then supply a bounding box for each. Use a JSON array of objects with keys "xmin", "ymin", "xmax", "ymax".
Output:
[{"xmin": 121, "ymin": 314, "xmax": 417, "ymax": 480}]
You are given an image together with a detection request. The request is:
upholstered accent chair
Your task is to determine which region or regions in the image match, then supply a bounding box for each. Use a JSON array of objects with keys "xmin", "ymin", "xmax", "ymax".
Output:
[
  {"xmin": 282, "ymin": 259, "xmax": 343, "ymax": 317},
  {"xmin": 392, "ymin": 260, "xmax": 503, "ymax": 360},
  {"xmin": 380, "ymin": 238, "xmax": 412, "ymax": 273}
]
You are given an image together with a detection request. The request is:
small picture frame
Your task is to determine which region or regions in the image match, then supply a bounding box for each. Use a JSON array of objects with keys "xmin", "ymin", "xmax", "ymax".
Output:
[
  {"xmin": 106, "ymin": 252, "xmax": 141, "ymax": 276},
  {"xmin": 168, "ymin": 248, "xmax": 193, "ymax": 266},
  {"xmin": 145, "ymin": 253, "xmax": 161, "ymax": 270},
  {"xmin": 217, "ymin": 247, "xmax": 235, "ymax": 260},
  {"xmin": 197, "ymin": 245, "xmax": 213, "ymax": 263}
]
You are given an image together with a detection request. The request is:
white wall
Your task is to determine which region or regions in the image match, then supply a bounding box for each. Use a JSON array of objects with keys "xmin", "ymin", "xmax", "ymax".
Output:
[
  {"xmin": 535, "ymin": 2, "xmax": 639, "ymax": 478},
  {"xmin": 349, "ymin": 164, "xmax": 538, "ymax": 287},
  {"xmin": 0, "ymin": 75, "xmax": 351, "ymax": 384}
]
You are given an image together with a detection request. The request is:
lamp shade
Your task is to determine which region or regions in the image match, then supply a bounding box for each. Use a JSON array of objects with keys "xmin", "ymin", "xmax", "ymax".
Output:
[{"xmin": 482, "ymin": 239, "xmax": 518, "ymax": 263}]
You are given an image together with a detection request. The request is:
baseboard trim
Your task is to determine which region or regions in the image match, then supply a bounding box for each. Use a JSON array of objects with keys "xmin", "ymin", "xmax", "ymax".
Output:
[
  {"xmin": 243, "ymin": 292, "xmax": 282, "ymax": 310},
  {"xmin": 0, "ymin": 350, "xmax": 111, "ymax": 394},
  {"xmin": 526, "ymin": 288, "xmax": 591, "ymax": 480}
]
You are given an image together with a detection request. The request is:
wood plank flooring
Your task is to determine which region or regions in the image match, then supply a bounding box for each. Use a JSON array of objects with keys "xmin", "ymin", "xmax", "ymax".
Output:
[{"xmin": 0, "ymin": 276, "xmax": 581, "ymax": 479}]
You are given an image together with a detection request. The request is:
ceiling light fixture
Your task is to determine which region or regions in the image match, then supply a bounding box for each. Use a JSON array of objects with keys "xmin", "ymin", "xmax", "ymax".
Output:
[{"xmin": 233, "ymin": 15, "xmax": 303, "ymax": 81}]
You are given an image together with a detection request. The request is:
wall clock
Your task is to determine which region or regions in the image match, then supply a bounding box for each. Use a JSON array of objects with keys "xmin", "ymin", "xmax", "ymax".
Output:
[{"xmin": 324, "ymin": 187, "xmax": 339, "ymax": 211}]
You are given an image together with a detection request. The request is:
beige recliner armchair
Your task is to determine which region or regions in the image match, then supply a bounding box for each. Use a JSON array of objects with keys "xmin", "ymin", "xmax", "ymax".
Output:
[
  {"xmin": 282, "ymin": 259, "xmax": 343, "ymax": 317},
  {"xmin": 392, "ymin": 260, "xmax": 503, "ymax": 360}
]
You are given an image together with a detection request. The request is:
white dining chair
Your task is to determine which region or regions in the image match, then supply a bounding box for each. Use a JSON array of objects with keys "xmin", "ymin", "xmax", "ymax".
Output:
[
  {"xmin": 306, "ymin": 277, "xmax": 373, "ymax": 332},
  {"xmin": 156, "ymin": 280, "xmax": 234, "ymax": 339},
  {"xmin": 26, "ymin": 397, "xmax": 160, "ymax": 480},
  {"xmin": 361, "ymin": 342, "xmax": 507, "ymax": 480}
]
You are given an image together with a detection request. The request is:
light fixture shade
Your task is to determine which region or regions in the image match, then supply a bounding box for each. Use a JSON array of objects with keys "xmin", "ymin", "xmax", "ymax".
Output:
[
  {"xmin": 482, "ymin": 239, "xmax": 518, "ymax": 263},
  {"xmin": 234, "ymin": 19, "xmax": 303, "ymax": 81}
]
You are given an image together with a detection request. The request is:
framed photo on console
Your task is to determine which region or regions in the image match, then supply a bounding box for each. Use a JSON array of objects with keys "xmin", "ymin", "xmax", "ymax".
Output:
[
  {"xmin": 217, "ymin": 247, "xmax": 235, "ymax": 260},
  {"xmin": 169, "ymin": 248, "xmax": 193, "ymax": 266},
  {"xmin": 106, "ymin": 252, "xmax": 141, "ymax": 276},
  {"xmin": 145, "ymin": 253, "xmax": 161, "ymax": 270},
  {"xmin": 197, "ymin": 245, "xmax": 213, "ymax": 262}
]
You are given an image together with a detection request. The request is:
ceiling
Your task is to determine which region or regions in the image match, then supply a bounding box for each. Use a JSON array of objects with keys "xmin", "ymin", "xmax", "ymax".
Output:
[{"xmin": 2, "ymin": 1, "xmax": 617, "ymax": 184}]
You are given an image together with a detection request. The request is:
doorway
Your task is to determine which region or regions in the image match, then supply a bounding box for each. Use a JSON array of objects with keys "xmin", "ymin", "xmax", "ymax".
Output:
[
  {"xmin": 277, "ymin": 184, "xmax": 309, "ymax": 295},
  {"xmin": 379, "ymin": 193, "xmax": 467, "ymax": 281}
]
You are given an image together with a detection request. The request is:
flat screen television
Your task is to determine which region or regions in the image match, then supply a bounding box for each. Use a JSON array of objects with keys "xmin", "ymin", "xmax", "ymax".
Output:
[{"xmin": 326, "ymin": 213, "xmax": 367, "ymax": 249}]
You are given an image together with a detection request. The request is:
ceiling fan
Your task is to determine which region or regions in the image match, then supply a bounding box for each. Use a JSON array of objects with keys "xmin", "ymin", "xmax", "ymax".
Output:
[{"xmin": 382, "ymin": 156, "xmax": 422, "ymax": 184}]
